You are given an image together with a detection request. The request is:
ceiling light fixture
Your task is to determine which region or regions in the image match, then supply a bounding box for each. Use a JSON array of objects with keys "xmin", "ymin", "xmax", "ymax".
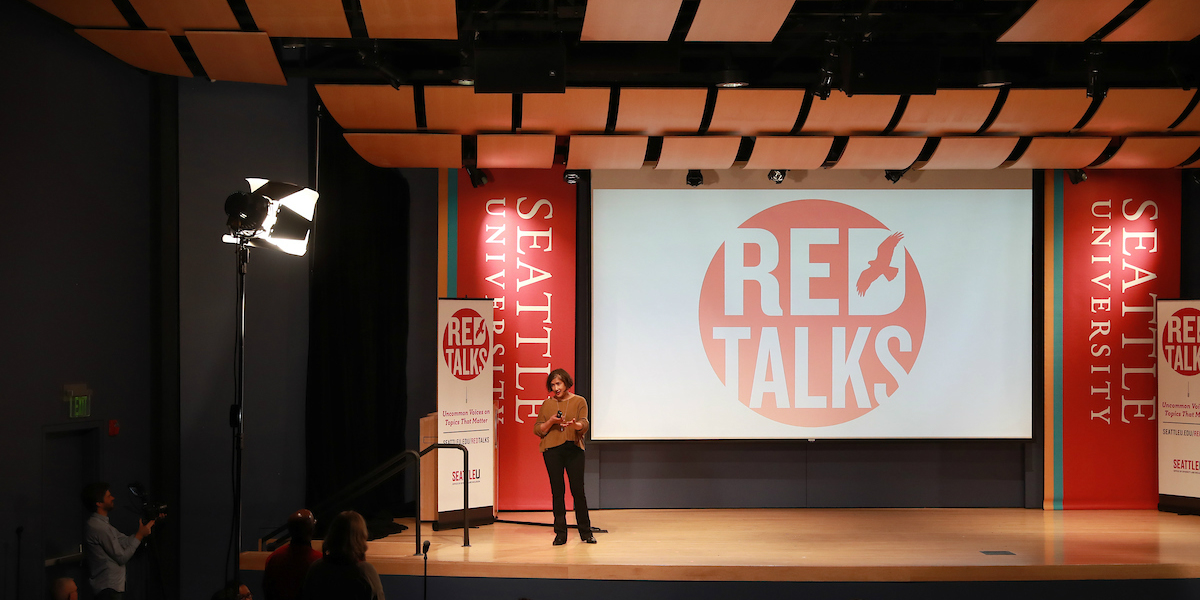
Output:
[
  {"xmin": 467, "ymin": 166, "xmax": 490, "ymax": 188},
  {"xmin": 1086, "ymin": 44, "xmax": 1106, "ymax": 99},
  {"xmin": 686, "ymin": 170, "xmax": 703, "ymax": 187},
  {"xmin": 716, "ymin": 69, "xmax": 749, "ymax": 88},
  {"xmin": 815, "ymin": 39, "xmax": 839, "ymax": 100},
  {"xmin": 563, "ymin": 170, "xmax": 585, "ymax": 185},
  {"xmin": 768, "ymin": 169, "xmax": 787, "ymax": 184},
  {"xmin": 884, "ymin": 168, "xmax": 909, "ymax": 184},
  {"xmin": 977, "ymin": 68, "xmax": 1010, "ymax": 88},
  {"xmin": 1067, "ymin": 168, "xmax": 1088, "ymax": 185}
]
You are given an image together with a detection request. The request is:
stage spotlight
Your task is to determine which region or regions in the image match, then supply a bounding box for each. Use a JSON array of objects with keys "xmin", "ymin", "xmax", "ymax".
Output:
[
  {"xmin": 768, "ymin": 169, "xmax": 787, "ymax": 184},
  {"xmin": 977, "ymin": 68, "xmax": 1010, "ymax": 88},
  {"xmin": 686, "ymin": 169, "xmax": 703, "ymax": 187},
  {"xmin": 1067, "ymin": 169, "xmax": 1088, "ymax": 185},
  {"xmin": 467, "ymin": 167, "xmax": 489, "ymax": 188},
  {"xmin": 716, "ymin": 69, "xmax": 749, "ymax": 88},
  {"xmin": 357, "ymin": 49, "xmax": 405, "ymax": 90},
  {"xmin": 815, "ymin": 39, "xmax": 838, "ymax": 100},
  {"xmin": 884, "ymin": 169, "xmax": 908, "ymax": 184},
  {"xmin": 1086, "ymin": 45, "xmax": 1106, "ymax": 99},
  {"xmin": 563, "ymin": 170, "xmax": 586, "ymax": 185},
  {"xmin": 222, "ymin": 179, "xmax": 319, "ymax": 256}
]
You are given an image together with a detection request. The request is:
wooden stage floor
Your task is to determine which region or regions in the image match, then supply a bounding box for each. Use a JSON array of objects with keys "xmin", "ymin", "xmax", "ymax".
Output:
[{"xmin": 242, "ymin": 508, "xmax": 1200, "ymax": 583}]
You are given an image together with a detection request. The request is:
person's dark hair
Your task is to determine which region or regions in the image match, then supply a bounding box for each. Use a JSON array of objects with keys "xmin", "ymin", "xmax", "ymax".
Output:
[
  {"xmin": 80, "ymin": 482, "xmax": 109, "ymax": 512},
  {"xmin": 322, "ymin": 510, "xmax": 368, "ymax": 562},
  {"xmin": 546, "ymin": 368, "xmax": 573, "ymax": 392},
  {"xmin": 286, "ymin": 509, "xmax": 316, "ymax": 544}
]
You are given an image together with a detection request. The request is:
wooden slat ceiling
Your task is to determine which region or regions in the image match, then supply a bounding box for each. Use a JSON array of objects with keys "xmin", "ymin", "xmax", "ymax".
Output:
[
  {"xmin": 744, "ymin": 137, "xmax": 834, "ymax": 170},
  {"xmin": 1103, "ymin": 0, "xmax": 1200, "ymax": 42},
  {"xmin": 1096, "ymin": 137, "xmax": 1200, "ymax": 169},
  {"xmin": 477, "ymin": 135, "xmax": 557, "ymax": 168},
  {"xmin": 27, "ymin": 0, "xmax": 127, "ymax": 28},
  {"xmin": 919, "ymin": 137, "xmax": 1020, "ymax": 170},
  {"xmin": 315, "ymin": 85, "xmax": 417, "ymax": 130},
  {"xmin": 243, "ymin": 0, "xmax": 351, "ymax": 38},
  {"xmin": 685, "ymin": 0, "xmax": 795, "ymax": 42},
  {"xmin": 987, "ymin": 89, "xmax": 1092, "ymax": 134},
  {"xmin": 125, "ymin": 0, "xmax": 239, "ymax": 35},
  {"xmin": 707, "ymin": 89, "xmax": 806, "ymax": 135},
  {"xmin": 344, "ymin": 133, "xmax": 462, "ymax": 168},
  {"xmin": 186, "ymin": 31, "xmax": 287, "ymax": 86},
  {"xmin": 615, "ymin": 88, "xmax": 708, "ymax": 135},
  {"xmin": 567, "ymin": 136, "xmax": 650, "ymax": 169},
  {"xmin": 892, "ymin": 89, "xmax": 999, "ymax": 135},
  {"xmin": 998, "ymin": 0, "xmax": 1133, "ymax": 42},
  {"xmin": 656, "ymin": 136, "xmax": 742, "ymax": 169},
  {"xmin": 522, "ymin": 88, "xmax": 611, "ymax": 135},
  {"xmin": 1080, "ymin": 89, "xmax": 1196, "ymax": 134},
  {"xmin": 801, "ymin": 92, "xmax": 900, "ymax": 135},
  {"xmin": 580, "ymin": 0, "xmax": 683, "ymax": 41},
  {"xmin": 424, "ymin": 87, "xmax": 512, "ymax": 133},
  {"xmin": 359, "ymin": 0, "xmax": 457, "ymax": 39},
  {"xmin": 831, "ymin": 137, "xmax": 928, "ymax": 170},
  {"xmin": 1008, "ymin": 137, "xmax": 1112, "ymax": 169},
  {"xmin": 75, "ymin": 29, "xmax": 193, "ymax": 78}
]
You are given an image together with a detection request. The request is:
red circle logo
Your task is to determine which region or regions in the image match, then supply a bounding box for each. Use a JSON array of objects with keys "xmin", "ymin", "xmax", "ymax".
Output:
[
  {"xmin": 1162, "ymin": 307, "xmax": 1200, "ymax": 377},
  {"xmin": 698, "ymin": 199, "xmax": 926, "ymax": 427},
  {"xmin": 442, "ymin": 308, "xmax": 492, "ymax": 381}
]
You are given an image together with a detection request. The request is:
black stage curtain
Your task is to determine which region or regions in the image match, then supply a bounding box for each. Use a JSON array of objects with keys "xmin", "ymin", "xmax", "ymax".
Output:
[{"xmin": 305, "ymin": 109, "xmax": 410, "ymax": 529}]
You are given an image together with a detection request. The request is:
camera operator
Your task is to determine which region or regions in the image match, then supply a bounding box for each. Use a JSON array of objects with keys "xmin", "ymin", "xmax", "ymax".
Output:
[{"xmin": 80, "ymin": 482, "xmax": 156, "ymax": 600}]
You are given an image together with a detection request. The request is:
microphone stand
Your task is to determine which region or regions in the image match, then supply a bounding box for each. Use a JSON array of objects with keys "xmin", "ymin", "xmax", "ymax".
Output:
[{"xmin": 422, "ymin": 540, "xmax": 430, "ymax": 600}]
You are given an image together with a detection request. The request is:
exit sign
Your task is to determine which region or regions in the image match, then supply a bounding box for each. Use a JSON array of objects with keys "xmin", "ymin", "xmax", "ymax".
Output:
[{"xmin": 64, "ymin": 383, "xmax": 92, "ymax": 418}]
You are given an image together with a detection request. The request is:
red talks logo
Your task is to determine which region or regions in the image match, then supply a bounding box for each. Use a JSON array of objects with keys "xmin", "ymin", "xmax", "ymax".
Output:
[
  {"xmin": 443, "ymin": 308, "xmax": 492, "ymax": 381},
  {"xmin": 698, "ymin": 200, "xmax": 927, "ymax": 427},
  {"xmin": 1162, "ymin": 307, "xmax": 1200, "ymax": 377}
]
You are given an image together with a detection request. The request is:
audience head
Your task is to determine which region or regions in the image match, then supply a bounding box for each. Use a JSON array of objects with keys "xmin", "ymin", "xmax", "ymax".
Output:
[
  {"xmin": 322, "ymin": 510, "xmax": 368, "ymax": 562},
  {"xmin": 213, "ymin": 580, "xmax": 251, "ymax": 600},
  {"xmin": 80, "ymin": 482, "xmax": 110, "ymax": 513},
  {"xmin": 286, "ymin": 509, "xmax": 317, "ymax": 544},
  {"xmin": 546, "ymin": 368, "xmax": 573, "ymax": 391},
  {"xmin": 50, "ymin": 577, "xmax": 77, "ymax": 600}
]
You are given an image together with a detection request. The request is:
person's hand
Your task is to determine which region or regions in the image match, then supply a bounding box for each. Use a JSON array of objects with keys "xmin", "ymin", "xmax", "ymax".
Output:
[{"xmin": 136, "ymin": 519, "xmax": 155, "ymax": 540}]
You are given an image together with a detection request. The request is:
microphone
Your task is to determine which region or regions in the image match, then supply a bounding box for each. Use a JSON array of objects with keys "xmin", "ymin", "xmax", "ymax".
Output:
[
  {"xmin": 422, "ymin": 540, "xmax": 431, "ymax": 600},
  {"xmin": 422, "ymin": 540, "xmax": 430, "ymax": 555}
]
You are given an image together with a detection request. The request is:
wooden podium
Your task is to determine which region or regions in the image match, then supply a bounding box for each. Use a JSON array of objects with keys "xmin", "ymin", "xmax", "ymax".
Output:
[{"xmin": 419, "ymin": 412, "xmax": 499, "ymax": 523}]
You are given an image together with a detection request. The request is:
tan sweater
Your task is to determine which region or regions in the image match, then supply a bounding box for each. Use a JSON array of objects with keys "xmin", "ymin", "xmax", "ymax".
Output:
[{"xmin": 533, "ymin": 394, "xmax": 590, "ymax": 452}]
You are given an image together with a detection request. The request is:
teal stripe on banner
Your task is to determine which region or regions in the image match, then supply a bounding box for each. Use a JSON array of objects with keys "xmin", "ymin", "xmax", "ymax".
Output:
[
  {"xmin": 1053, "ymin": 169, "xmax": 1065, "ymax": 510},
  {"xmin": 448, "ymin": 168, "xmax": 458, "ymax": 298}
]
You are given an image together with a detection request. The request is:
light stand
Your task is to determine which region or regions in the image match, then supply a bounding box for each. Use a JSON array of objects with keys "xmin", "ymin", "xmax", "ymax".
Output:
[{"xmin": 221, "ymin": 179, "xmax": 318, "ymax": 581}]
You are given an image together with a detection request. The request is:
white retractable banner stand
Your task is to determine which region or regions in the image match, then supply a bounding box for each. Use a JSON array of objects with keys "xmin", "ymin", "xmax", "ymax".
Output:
[
  {"xmin": 1157, "ymin": 299, "xmax": 1200, "ymax": 511},
  {"xmin": 436, "ymin": 298, "xmax": 495, "ymax": 525}
]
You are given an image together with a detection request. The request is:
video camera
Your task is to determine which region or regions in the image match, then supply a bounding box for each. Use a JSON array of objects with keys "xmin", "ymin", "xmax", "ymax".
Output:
[{"xmin": 128, "ymin": 482, "xmax": 168, "ymax": 522}]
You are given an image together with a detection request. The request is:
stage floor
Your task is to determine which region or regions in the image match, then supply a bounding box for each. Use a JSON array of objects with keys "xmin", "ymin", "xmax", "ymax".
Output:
[{"xmin": 241, "ymin": 508, "xmax": 1200, "ymax": 582}]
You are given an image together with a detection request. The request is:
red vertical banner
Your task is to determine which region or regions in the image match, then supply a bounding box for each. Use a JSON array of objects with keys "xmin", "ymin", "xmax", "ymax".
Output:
[
  {"xmin": 1061, "ymin": 169, "xmax": 1181, "ymax": 508},
  {"xmin": 456, "ymin": 167, "xmax": 577, "ymax": 510}
]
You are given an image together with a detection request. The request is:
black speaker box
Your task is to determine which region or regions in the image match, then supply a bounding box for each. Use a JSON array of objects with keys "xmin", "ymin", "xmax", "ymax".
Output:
[{"xmin": 474, "ymin": 42, "xmax": 567, "ymax": 94}]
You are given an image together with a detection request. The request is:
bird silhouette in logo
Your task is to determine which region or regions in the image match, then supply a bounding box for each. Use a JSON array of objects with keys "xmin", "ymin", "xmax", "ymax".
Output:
[{"xmin": 855, "ymin": 231, "xmax": 904, "ymax": 297}]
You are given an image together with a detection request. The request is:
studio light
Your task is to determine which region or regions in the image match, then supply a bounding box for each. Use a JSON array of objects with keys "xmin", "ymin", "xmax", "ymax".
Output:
[
  {"xmin": 357, "ymin": 49, "xmax": 405, "ymax": 90},
  {"xmin": 884, "ymin": 168, "xmax": 908, "ymax": 184},
  {"xmin": 686, "ymin": 169, "xmax": 703, "ymax": 187},
  {"xmin": 563, "ymin": 170, "xmax": 585, "ymax": 185},
  {"xmin": 768, "ymin": 169, "xmax": 787, "ymax": 184},
  {"xmin": 815, "ymin": 39, "xmax": 839, "ymax": 100},
  {"xmin": 1067, "ymin": 169, "xmax": 1088, "ymax": 185},
  {"xmin": 222, "ymin": 178, "xmax": 318, "ymax": 256},
  {"xmin": 466, "ymin": 166, "xmax": 490, "ymax": 188}
]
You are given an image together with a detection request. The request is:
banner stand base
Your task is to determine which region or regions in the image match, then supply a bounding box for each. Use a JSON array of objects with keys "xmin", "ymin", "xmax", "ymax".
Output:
[
  {"xmin": 1158, "ymin": 494, "xmax": 1200, "ymax": 515},
  {"xmin": 434, "ymin": 506, "xmax": 496, "ymax": 531}
]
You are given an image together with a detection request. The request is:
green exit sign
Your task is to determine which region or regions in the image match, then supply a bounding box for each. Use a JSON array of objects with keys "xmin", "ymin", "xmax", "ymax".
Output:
[{"xmin": 70, "ymin": 394, "xmax": 91, "ymax": 418}]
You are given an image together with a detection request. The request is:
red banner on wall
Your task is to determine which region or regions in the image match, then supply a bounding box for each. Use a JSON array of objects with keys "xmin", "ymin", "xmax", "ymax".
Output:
[
  {"xmin": 1061, "ymin": 169, "xmax": 1181, "ymax": 508},
  {"xmin": 456, "ymin": 167, "xmax": 577, "ymax": 510}
]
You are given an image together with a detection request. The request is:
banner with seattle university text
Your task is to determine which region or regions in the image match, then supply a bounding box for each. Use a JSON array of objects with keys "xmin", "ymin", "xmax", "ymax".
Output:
[
  {"xmin": 455, "ymin": 167, "xmax": 576, "ymax": 510},
  {"xmin": 1055, "ymin": 169, "xmax": 1180, "ymax": 509}
]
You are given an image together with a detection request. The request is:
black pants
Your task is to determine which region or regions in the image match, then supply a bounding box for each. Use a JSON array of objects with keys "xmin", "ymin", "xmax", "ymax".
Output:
[
  {"xmin": 543, "ymin": 442, "xmax": 591, "ymax": 537},
  {"xmin": 96, "ymin": 590, "xmax": 124, "ymax": 600}
]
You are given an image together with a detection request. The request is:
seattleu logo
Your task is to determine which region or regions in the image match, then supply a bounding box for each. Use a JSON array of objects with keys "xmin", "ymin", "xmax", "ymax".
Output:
[{"xmin": 698, "ymin": 199, "xmax": 926, "ymax": 427}]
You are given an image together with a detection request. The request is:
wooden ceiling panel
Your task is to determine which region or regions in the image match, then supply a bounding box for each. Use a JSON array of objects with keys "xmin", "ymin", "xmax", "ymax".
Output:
[
  {"xmin": 522, "ymin": 88, "xmax": 611, "ymax": 135},
  {"xmin": 316, "ymin": 85, "xmax": 417, "ymax": 130},
  {"xmin": 75, "ymin": 29, "xmax": 193, "ymax": 77},
  {"xmin": 892, "ymin": 89, "xmax": 1000, "ymax": 135},
  {"xmin": 580, "ymin": 0, "xmax": 683, "ymax": 41},
  {"xmin": 744, "ymin": 137, "xmax": 834, "ymax": 170},
  {"xmin": 425, "ymin": 87, "xmax": 513, "ymax": 133},
  {"xmin": 1080, "ymin": 89, "xmax": 1195, "ymax": 134},
  {"xmin": 831, "ymin": 137, "xmax": 927, "ymax": 170},
  {"xmin": 186, "ymin": 31, "xmax": 286, "ymax": 86},
  {"xmin": 918, "ymin": 137, "xmax": 1020, "ymax": 170},
  {"xmin": 567, "ymin": 136, "xmax": 649, "ymax": 169},
  {"xmin": 685, "ymin": 0, "xmax": 794, "ymax": 42},
  {"xmin": 707, "ymin": 89, "xmax": 806, "ymax": 135},
  {"xmin": 344, "ymin": 133, "xmax": 461, "ymax": 168},
  {"xmin": 801, "ymin": 91, "xmax": 900, "ymax": 135},
  {"xmin": 655, "ymin": 136, "xmax": 742, "ymax": 169},
  {"xmin": 1008, "ymin": 137, "xmax": 1111, "ymax": 169},
  {"xmin": 243, "ymin": 0, "xmax": 351, "ymax": 38},
  {"xmin": 615, "ymin": 88, "xmax": 708, "ymax": 135},
  {"xmin": 1095, "ymin": 137, "xmax": 1200, "ymax": 169},
  {"xmin": 478, "ymin": 135, "xmax": 557, "ymax": 168},
  {"xmin": 126, "ymin": 0, "xmax": 238, "ymax": 35},
  {"xmin": 998, "ymin": 0, "xmax": 1133, "ymax": 42},
  {"xmin": 1104, "ymin": 0, "xmax": 1200, "ymax": 41},
  {"xmin": 987, "ymin": 89, "xmax": 1092, "ymax": 134},
  {"xmin": 28, "ymin": 0, "xmax": 127, "ymax": 28},
  {"xmin": 360, "ymin": 0, "xmax": 457, "ymax": 39}
]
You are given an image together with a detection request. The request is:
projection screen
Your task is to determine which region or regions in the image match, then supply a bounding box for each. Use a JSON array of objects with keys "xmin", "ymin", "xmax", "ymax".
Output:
[{"xmin": 591, "ymin": 187, "xmax": 1034, "ymax": 440}]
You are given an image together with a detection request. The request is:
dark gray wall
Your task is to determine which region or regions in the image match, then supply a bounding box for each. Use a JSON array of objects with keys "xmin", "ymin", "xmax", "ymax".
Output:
[
  {"xmin": 0, "ymin": 3, "xmax": 156, "ymax": 598},
  {"xmin": 403, "ymin": 169, "xmax": 441, "ymax": 459},
  {"xmin": 177, "ymin": 79, "xmax": 310, "ymax": 599}
]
